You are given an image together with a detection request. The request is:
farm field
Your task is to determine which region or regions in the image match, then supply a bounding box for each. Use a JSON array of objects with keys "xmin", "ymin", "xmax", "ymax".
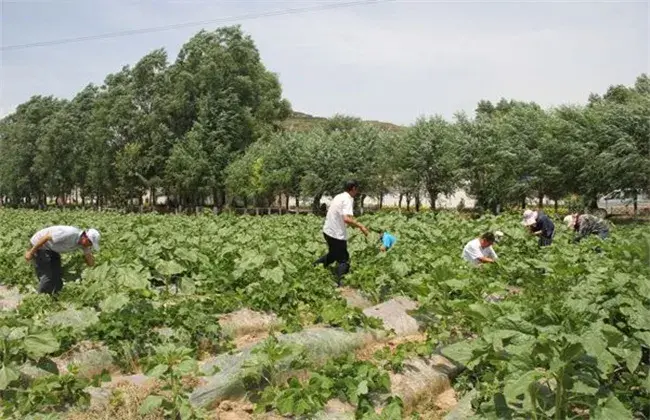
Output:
[{"xmin": 0, "ymin": 209, "xmax": 648, "ymax": 420}]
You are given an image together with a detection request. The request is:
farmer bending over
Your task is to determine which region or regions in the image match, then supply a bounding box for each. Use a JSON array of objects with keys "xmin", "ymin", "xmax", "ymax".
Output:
[
  {"xmin": 313, "ymin": 180, "xmax": 369, "ymax": 285},
  {"xmin": 377, "ymin": 230, "xmax": 397, "ymax": 252},
  {"xmin": 522, "ymin": 209, "xmax": 555, "ymax": 246},
  {"xmin": 25, "ymin": 226, "xmax": 101, "ymax": 294},
  {"xmin": 564, "ymin": 213, "xmax": 609, "ymax": 242},
  {"xmin": 462, "ymin": 232, "xmax": 498, "ymax": 266}
]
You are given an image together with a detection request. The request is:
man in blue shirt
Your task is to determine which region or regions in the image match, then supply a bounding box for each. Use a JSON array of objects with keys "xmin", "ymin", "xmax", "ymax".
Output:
[{"xmin": 378, "ymin": 230, "xmax": 396, "ymax": 252}]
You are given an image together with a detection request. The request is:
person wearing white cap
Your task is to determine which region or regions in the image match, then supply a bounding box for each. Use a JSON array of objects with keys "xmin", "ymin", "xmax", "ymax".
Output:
[
  {"xmin": 25, "ymin": 226, "xmax": 101, "ymax": 294},
  {"xmin": 522, "ymin": 209, "xmax": 555, "ymax": 246},
  {"xmin": 563, "ymin": 213, "xmax": 609, "ymax": 243}
]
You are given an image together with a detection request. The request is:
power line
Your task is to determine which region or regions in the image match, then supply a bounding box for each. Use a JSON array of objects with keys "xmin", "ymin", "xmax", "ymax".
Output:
[{"xmin": 1, "ymin": 0, "xmax": 393, "ymax": 52}]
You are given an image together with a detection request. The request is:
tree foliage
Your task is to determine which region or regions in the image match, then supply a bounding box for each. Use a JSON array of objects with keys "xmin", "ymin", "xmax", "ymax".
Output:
[{"xmin": 0, "ymin": 24, "xmax": 647, "ymax": 212}]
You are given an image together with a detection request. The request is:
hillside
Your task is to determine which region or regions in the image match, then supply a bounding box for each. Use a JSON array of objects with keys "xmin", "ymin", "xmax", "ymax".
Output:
[{"xmin": 282, "ymin": 111, "xmax": 404, "ymax": 132}]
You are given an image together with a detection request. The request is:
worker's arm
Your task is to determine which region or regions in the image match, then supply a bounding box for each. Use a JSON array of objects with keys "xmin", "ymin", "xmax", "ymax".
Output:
[
  {"xmin": 83, "ymin": 251, "xmax": 95, "ymax": 267},
  {"xmin": 25, "ymin": 234, "xmax": 52, "ymax": 261},
  {"xmin": 343, "ymin": 215, "xmax": 369, "ymax": 236},
  {"xmin": 477, "ymin": 256, "xmax": 495, "ymax": 264}
]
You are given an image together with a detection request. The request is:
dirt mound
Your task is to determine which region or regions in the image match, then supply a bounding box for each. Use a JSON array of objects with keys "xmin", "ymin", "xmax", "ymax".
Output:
[{"xmin": 218, "ymin": 308, "xmax": 283, "ymax": 338}]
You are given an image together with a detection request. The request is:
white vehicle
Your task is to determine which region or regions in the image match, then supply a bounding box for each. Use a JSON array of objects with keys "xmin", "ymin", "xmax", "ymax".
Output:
[{"xmin": 598, "ymin": 189, "xmax": 650, "ymax": 215}]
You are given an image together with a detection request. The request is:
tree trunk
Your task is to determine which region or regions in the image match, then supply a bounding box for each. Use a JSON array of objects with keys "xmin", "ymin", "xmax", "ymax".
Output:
[
  {"xmin": 538, "ymin": 192, "xmax": 544, "ymax": 208},
  {"xmin": 427, "ymin": 187, "xmax": 438, "ymax": 212},
  {"xmin": 633, "ymin": 190, "xmax": 638, "ymax": 216},
  {"xmin": 311, "ymin": 194, "xmax": 322, "ymax": 214},
  {"xmin": 295, "ymin": 196, "xmax": 299, "ymax": 208},
  {"xmin": 379, "ymin": 194, "xmax": 384, "ymax": 210},
  {"xmin": 406, "ymin": 193, "xmax": 411, "ymax": 211},
  {"xmin": 415, "ymin": 193, "xmax": 421, "ymax": 212},
  {"xmin": 521, "ymin": 197, "xmax": 527, "ymax": 209},
  {"xmin": 587, "ymin": 193, "xmax": 598, "ymax": 210},
  {"xmin": 554, "ymin": 199, "xmax": 558, "ymax": 213},
  {"xmin": 398, "ymin": 193, "xmax": 403, "ymax": 209}
]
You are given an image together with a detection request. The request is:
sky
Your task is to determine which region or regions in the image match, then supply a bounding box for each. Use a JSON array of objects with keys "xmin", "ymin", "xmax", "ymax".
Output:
[{"xmin": 0, "ymin": 0, "xmax": 648, "ymax": 125}]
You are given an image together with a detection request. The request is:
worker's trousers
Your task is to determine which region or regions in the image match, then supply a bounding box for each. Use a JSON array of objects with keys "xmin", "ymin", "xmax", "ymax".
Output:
[
  {"xmin": 314, "ymin": 233, "xmax": 350, "ymax": 285},
  {"xmin": 33, "ymin": 249, "xmax": 63, "ymax": 294}
]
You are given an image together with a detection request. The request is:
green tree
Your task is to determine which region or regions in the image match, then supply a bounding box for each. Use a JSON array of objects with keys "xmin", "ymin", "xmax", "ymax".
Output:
[
  {"xmin": 404, "ymin": 116, "xmax": 460, "ymax": 210},
  {"xmin": 0, "ymin": 96, "xmax": 65, "ymax": 206},
  {"xmin": 165, "ymin": 135, "xmax": 213, "ymax": 208},
  {"xmin": 167, "ymin": 26, "xmax": 292, "ymax": 206}
]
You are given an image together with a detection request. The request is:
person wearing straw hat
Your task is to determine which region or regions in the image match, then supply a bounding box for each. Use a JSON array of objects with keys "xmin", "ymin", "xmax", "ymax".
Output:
[
  {"xmin": 563, "ymin": 213, "xmax": 609, "ymax": 243},
  {"xmin": 522, "ymin": 209, "xmax": 555, "ymax": 246},
  {"xmin": 25, "ymin": 226, "xmax": 101, "ymax": 294}
]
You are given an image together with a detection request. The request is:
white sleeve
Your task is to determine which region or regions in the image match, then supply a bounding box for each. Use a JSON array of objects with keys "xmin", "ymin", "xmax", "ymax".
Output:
[
  {"xmin": 464, "ymin": 242, "xmax": 483, "ymax": 261},
  {"xmin": 342, "ymin": 197, "xmax": 354, "ymax": 216},
  {"xmin": 487, "ymin": 247, "xmax": 498, "ymax": 260}
]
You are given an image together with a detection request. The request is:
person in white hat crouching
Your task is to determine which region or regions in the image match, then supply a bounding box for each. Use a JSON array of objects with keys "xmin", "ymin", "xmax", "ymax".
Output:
[
  {"xmin": 563, "ymin": 213, "xmax": 609, "ymax": 243},
  {"xmin": 522, "ymin": 209, "xmax": 555, "ymax": 247},
  {"xmin": 25, "ymin": 226, "xmax": 101, "ymax": 294}
]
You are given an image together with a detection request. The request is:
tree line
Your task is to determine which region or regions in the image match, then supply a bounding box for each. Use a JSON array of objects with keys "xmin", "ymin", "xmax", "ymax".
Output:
[{"xmin": 1, "ymin": 25, "xmax": 648, "ymax": 214}]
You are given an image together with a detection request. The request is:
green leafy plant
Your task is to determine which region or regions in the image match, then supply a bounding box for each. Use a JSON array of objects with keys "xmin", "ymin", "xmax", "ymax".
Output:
[{"xmin": 139, "ymin": 344, "xmax": 205, "ymax": 420}]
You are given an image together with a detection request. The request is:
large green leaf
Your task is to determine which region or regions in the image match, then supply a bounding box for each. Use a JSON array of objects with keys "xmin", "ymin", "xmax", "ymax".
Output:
[
  {"xmin": 176, "ymin": 358, "xmax": 198, "ymax": 375},
  {"xmin": 146, "ymin": 364, "xmax": 168, "ymax": 378},
  {"xmin": 100, "ymin": 293, "xmax": 130, "ymax": 313},
  {"xmin": 156, "ymin": 260, "xmax": 185, "ymax": 277},
  {"xmin": 391, "ymin": 260, "xmax": 409, "ymax": 277},
  {"xmin": 619, "ymin": 305, "xmax": 650, "ymax": 331},
  {"xmin": 609, "ymin": 342, "xmax": 642, "ymax": 373},
  {"xmin": 175, "ymin": 247, "xmax": 198, "ymax": 263},
  {"xmin": 600, "ymin": 324, "xmax": 625, "ymax": 347},
  {"xmin": 581, "ymin": 330, "xmax": 617, "ymax": 374},
  {"xmin": 260, "ymin": 267, "xmax": 284, "ymax": 284},
  {"xmin": 139, "ymin": 394, "xmax": 164, "ymax": 415},
  {"xmin": 441, "ymin": 341, "xmax": 476, "ymax": 366},
  {"xmin": 0, "ymin": 364, "xmax": 20, "ymax": 390},
  {"xmin": 592, "ymin": 395, "xmax": 633, "ymax": 420},
  {"xmin": 634, "ymin": 331, "xmax": 650, "ymax": 348},
  {"xmin": 23, "ymin": 331, "xmax": 59, "ymax": 359},
  {"xmin": 467, "ymin": 304, "xmax": 494, "ymax": 321},
  {"xmin": 503, "ymin": 370, "xmax": 544, "ymax": 401}
]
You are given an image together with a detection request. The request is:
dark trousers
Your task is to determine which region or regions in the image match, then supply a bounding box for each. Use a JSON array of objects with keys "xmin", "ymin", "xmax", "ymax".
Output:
[
  {"xmin": 539, "ymin": 230, "xmax": 555, "ymax": 247},
  {"xmin": 33, "ymin": 249, "xmax": 62, "ymax": 294},
  {"xmin": 539, "ymin": 236, "xmax": 553, "ymax": 247},
  {"xmin": 314, "ymin": 233, "xmax": 350, "ymax": 284}
]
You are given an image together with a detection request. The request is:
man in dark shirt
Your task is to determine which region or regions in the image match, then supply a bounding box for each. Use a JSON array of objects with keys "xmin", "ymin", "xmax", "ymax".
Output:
[{"xmin": 522, "ymin": 210, "xmax": 555, "ymax": 246}]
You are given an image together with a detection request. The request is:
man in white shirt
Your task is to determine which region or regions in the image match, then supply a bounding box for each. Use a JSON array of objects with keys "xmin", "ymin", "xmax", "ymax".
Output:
[
  {"xmin": 462, "ymin": 232, "xmax": 498, "ymax": 266},
  {"xmin": 25, "ymin": 226, "xmax": 101, "ymax": 294},
  {"xmin": 313, "ymin": 180, "xmax": 369, "ymax": 285}
]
